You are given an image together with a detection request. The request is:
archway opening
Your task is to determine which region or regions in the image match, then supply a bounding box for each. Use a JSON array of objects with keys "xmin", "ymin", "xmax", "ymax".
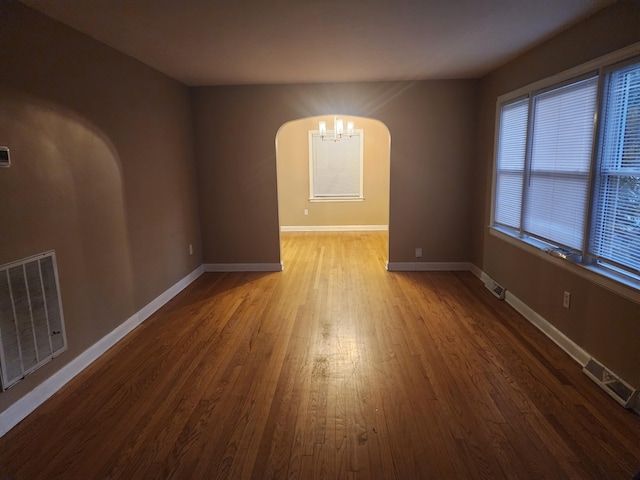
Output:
[{"xmin": 275, "ymin": 114, "xmax": 391, "ymax": 268}]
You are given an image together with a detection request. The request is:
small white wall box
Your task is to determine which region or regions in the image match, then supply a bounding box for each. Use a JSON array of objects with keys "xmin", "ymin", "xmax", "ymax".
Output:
[{"xmin": 0, "ymin": 147, "xmax": 10, "ymax": 167}]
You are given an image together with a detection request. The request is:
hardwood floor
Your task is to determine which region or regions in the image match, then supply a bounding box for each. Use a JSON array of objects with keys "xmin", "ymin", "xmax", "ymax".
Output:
[{"xmin": 1, "ymin": 231, "xmax": 639, "ymax": 479}]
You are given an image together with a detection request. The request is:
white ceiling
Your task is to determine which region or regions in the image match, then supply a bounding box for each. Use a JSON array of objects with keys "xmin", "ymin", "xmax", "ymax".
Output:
[{"xmin": 21, "ymin": 0, "xmax": 613, "ymax": 86}]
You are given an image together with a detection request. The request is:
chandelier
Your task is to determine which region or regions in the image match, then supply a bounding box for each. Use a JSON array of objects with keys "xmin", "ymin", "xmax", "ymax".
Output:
[{"xmin": 319, "ymin": 117, "xmax": 355, "ymax": 141}]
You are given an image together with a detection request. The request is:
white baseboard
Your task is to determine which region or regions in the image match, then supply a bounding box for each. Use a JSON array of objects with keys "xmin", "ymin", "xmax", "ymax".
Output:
[
  {"xmin": 469, "ymin": 264, "xmax": 483, "ymax": 279},
  {"xmin": 480, "ymin": 271, "xmax": 590, "ymax": 366},
  {"xmin": 204, "ymin": 263, "xmax": 283, "ymax": 272},
  {"xmin": 280, "ymin": 225, "xmax": 388, "ymax": 232},
  {"xmin": 392, "ymin": 263, "xmax": 593, "ymax": 375},
  {"xmin": 504, "ymin": 291, "xmax": 591, "ymax": 366},
  {"xmin": 387, "ymin": 261, "xmax": 473, "ymax": 272},
  {"xmin": 480, "ymin": 271, "xmax": 492, "ymax": 285},
  {"xmin": 0, "ymin": 265, "xmax": 205, "ymax": 438},
  {"xmin": 481, "ymin": 270, "xmax": 639, "ymax": 413}
]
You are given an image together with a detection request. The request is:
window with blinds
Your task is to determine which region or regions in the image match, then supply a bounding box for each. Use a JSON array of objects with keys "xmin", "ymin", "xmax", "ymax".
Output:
[
  {"xmin": 309, "ymin": 131, "xmax": 364, "ymax": 200},
  {"xmin": 525, "ymin": 77, "xmax": 598, "ymax": 250},
  {"xmin": 590, "ymin": 61, "xmax": 640, "ymax": 277},
  {"xmin": 492, "ymin": 56, "xmax": 640, "ymax": 286},
  {"xmin": 495, "ymin": 99, "xmax": 528, "ymax": 229}
]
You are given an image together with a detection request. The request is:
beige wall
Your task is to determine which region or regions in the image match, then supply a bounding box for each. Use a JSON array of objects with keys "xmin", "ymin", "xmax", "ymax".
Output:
[
  {"xmin": 276, "ymin": 115, "xmax": 389, "ymax": 227},
  {"xmin": 473, "ymin": 1, "xmax": 640, "ymax": 386},
  {"xmin": 4, "ymin": 0, "xmax": 636, "ymax": 425},
  {"xmin": 192, "ymin": 80, "xmax": 478, "ymax": 264},
  {"xmin": 0, "ymin": 4, "xmax": 201, "ymax": 410}
]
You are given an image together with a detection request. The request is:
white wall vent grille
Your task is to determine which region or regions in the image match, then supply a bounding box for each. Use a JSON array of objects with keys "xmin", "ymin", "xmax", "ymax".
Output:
[
  {"xmin": 583, "ymin": 358, "xmax": 638, "ymax": 409},
  {"xmin": 0, "ymin": 251, "xmax": 67, "ymax": 390},
  {"xmin": 483, "ymin": 275, "xmax": 506, "ymax": 300}
]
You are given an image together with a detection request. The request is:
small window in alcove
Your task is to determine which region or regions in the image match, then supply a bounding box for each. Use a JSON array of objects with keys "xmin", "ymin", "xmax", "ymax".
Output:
[{"xmin": 308, "ymin": 129, "xmax": 364, "ymax": 201}]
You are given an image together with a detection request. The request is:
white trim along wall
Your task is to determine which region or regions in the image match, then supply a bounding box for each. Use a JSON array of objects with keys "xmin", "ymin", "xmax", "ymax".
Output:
[
  {"xmin": 280, "ymin": 225, "xmax": 388, "ymax": 232},
  {"xmin": 204, "ymin": 263, "xmax": 283, "ymax": 272},
  {"xmin": 0, "ymin": 265, "xmax": 205, "ymax": 437},
  {"xmin": 2, "ymin": 260, "xmax": 636, "ymax": 438}
]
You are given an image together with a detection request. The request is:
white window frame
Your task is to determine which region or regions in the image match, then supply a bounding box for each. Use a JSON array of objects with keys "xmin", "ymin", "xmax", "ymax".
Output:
[
  {"xmin": 308, "ymin": 129, "xmax": 364, "ymax": 202},
  {"xmin": 490, "ymin": 42, "xmax": 640, "ymax": 304}
]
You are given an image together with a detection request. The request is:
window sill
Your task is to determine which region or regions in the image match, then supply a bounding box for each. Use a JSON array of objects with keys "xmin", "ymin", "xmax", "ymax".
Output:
[
  {"xmin": 309, "ymin": 197, "xmax": 364, "ymax": 203},
  {"xmin": 489, "ymin": 226, "xmax": 640, "ymax": 305}
]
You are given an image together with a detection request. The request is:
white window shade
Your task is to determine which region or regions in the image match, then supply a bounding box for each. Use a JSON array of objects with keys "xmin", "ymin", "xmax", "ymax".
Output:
[
  {"xmin": 495, "ymin": 99, "xmax": 528, "ymax": 228},
  {"xmin": 523, "ymin": 77, "xmax": 598, "ymax": 250},
  {"xmin": 590, "ymin": 61, "xmax": 640, "ymax": 275},
  {"xmin": 309, "ymin": 131, "xmax": 363, "ymax": 199}
]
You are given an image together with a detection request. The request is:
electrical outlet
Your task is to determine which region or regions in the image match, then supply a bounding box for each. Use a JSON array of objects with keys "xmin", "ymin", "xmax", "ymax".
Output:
[
  {"xmin": 304, "ymin": 209, "xmax": 309, "ymax": 216},
  {"xmin": 189, "ymin": 244, "xmax": 193, "ymax": 256},
  {"xmin": 563, "ymin": 291, "xmax": 571, "ymax": 309},
  {"xmin": 415, "ymin": 247, "xmax": 422, "ymax": 258}
]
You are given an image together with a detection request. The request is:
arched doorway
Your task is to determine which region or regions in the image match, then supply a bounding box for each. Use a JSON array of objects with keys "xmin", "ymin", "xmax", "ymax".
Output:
[{"xmin": 275, "ymin": 114, "xmax": 391, "ymax": 268}]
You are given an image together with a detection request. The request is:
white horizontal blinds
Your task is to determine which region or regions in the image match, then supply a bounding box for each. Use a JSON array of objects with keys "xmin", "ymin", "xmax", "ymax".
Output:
[
  {"xmin": 523, "ymin": 77, "xmax": 598, "ymax": 250},
  {"xmin": 495, "ymin": 99, "xmax": 528, "ymax": 228},
  {"xmin": 590, "ymin": 61, "xmax": 640, "ymax": 275},
  {"xmin": 312, "ymin": 133, "xmax": 361, "ymax": 197}
]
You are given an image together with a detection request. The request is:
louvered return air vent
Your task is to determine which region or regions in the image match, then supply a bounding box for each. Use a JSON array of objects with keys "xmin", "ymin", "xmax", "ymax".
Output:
[
  {"xmin": 583, "ymin": 358, "xmax": 637, "ymax": 409},
  {"xmin": 0, "ymin": 251, "xmax": 67, "ymax": 390}
]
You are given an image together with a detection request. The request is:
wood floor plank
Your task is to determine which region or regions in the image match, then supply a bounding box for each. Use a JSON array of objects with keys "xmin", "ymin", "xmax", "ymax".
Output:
[{"xmin": 1, "ymin": 231, "xmax": 639, "ymax": 479}]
